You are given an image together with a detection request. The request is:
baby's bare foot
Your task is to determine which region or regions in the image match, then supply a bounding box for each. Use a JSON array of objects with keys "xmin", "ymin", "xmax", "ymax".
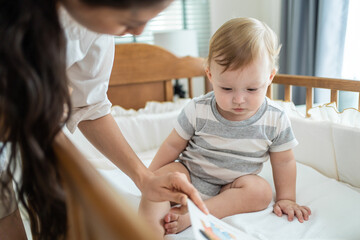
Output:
[{"xmin": 163, "ymin": 212, "xmax": 191, "ymax": 235}]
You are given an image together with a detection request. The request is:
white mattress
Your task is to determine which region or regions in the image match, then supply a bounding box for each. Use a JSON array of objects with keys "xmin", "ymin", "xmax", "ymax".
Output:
[
  {"xmin": 22, "ymin": 100, "xmax": 360, "ymax": 239},
  {"xmin": 98, "ymin": 148, "xmax": 360, "ymax": 240}
]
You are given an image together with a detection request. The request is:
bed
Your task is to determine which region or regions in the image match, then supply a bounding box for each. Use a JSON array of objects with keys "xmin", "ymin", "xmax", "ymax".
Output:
[{"xmin": 56, "ymin": 43, "xmax": 360, "ymax": 240}]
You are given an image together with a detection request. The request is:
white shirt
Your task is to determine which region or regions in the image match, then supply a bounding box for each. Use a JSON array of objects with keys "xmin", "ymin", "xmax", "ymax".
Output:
[
  {"xmin": 1, "ymin": 9, "xmax": 114, "ymax": 217},
  {"xmin": 59, "ymin": 8, "xmax": 115, "ymax": 133}
]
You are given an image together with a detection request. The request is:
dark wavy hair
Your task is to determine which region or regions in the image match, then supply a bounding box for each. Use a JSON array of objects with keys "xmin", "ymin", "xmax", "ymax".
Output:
[
  {"xmin": 0, "ymin": 0, "xmax": 70, "ymax": 239},
  {"xmin": 0, "ymin": 0, "xmax": 169, "ymax": 239}
]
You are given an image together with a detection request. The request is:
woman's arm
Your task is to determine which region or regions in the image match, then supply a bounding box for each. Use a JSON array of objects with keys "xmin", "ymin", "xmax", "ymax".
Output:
[
  {"xmin": 78, "ymin": 114, "xmax": 207, "ymax": 213},
  {"xmin": 149, "ymin": 129, "xmax": 188, "ymax": 172},
  {"xmin": 78, "ymin": 114, "xmax": 149, "ymax": 190}
]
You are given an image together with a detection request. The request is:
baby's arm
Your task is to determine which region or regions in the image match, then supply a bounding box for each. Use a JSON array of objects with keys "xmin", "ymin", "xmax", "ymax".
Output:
[
  {"xmin": 148, "ymin": 129, "xmax": 189, "ymax": 172},
  {"xmin": 270, "ymin": 150, "xmax": 311, "ymax": 223}
]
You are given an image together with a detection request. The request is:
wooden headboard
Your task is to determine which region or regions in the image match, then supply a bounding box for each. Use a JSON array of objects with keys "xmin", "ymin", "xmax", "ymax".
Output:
[{"xmin": 108, "ymin": 43, "xmax": 207, "ymax": 110}]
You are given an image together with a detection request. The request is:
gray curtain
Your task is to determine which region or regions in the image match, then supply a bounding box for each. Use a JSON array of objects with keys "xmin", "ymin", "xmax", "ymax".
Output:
[{"xmin": 279, "ymin": 0, "xmax": 349, "ymax": 105}]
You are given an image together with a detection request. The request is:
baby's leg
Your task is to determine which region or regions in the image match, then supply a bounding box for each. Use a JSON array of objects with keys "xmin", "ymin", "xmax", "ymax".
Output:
[
  {"xmin": 207, "ymin": 174, "xmax": 273, "ymax": 218},
  {"xmin": 138, "ymin": 162, "xmax": 190, "ymax": 239},
  {"xmin": 165, "ymin": 174, "xmax": 272, "ymax": 234}
]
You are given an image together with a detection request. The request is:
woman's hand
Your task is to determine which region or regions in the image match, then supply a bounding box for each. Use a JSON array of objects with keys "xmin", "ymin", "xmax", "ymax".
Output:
[
  {"xmin": 141, "ymin": 171, "xmax": 209, "ymax": 215},
  {"xmin": 273, "ymin": 199, "xmax": 311, "ymax": 223}
]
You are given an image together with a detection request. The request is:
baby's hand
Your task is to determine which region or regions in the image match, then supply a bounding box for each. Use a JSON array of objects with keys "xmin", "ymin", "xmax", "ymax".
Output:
[{"xmin": 273, "ymin": 200, "xmax": 311, "ymax": 223}]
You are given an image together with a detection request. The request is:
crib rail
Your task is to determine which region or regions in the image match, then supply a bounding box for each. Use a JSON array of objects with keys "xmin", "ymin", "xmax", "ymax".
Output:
[
  {"xmin": 267, "ymin": 74, "xmax": 360, "ymax": 116},
  {"xmin": 53, "ymin": 132, "xmax": 157, "ymax": 240}
]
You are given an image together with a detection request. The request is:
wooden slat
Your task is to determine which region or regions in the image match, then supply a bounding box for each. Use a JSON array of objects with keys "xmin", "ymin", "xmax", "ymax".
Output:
[
  {"xmin": 266, "ymin": 84, "xmax": 273, "ymax": 99},
  {"xmin": 284, "ymin": 85, "xmax": 292, "ymax": 102},
  {"xmin": 188, "ymin": 77, "xmax": 193, "ymax": 98},
  {"xmin": 330, "ymin": 89, "xmax": 338, "ymax": 106},
  {"xmin": 306, "ymin": 87, "xmax": 313, "ymax": 117},
  {"xmin": 165, "ymin": 80, "xmax": 173, "ymax": 101}
]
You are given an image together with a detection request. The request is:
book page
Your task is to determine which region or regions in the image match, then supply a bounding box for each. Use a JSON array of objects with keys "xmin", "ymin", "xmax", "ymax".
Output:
[{"xmin": 187, "ymin": 199, "xmax": 257, "ymax": 240}]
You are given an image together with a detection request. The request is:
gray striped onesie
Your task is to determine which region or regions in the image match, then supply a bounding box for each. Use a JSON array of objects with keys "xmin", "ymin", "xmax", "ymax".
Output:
[{"xmin": 175, "ymin": 92, "xmax": 298, "ymax": 199}]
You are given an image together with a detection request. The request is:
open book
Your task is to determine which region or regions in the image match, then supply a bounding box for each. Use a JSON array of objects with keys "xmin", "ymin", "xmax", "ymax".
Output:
[{"xmin": 187, "ymin": 199, "xmax": 257, "ymax": 240}]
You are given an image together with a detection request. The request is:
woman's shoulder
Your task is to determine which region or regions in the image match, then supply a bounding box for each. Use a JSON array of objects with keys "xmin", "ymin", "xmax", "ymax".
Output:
[
  {"xmin": 59, "ymin": 7, "xmax": 109, "ymax": 46},
  {"xmin": 59, "ymin": 7, "xmax": 114, "ymax": 67}
]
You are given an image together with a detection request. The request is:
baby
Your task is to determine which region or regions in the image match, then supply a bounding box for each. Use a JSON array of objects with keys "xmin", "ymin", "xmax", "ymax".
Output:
[{"xmin": 139, "ymin": 17, "xmax": 311, "ymax": 238}]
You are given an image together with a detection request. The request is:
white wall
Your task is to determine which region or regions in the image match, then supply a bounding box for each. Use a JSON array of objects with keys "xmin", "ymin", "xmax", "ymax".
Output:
[{"xmin": 209, "ymin": 0, "xmax": 282, "ymax": 36}]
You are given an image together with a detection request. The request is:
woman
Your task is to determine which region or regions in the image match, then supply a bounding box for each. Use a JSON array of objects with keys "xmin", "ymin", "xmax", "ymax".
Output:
[{"xmin": 0, "ymin": 0, "xmax": 207, "ymax": 239}]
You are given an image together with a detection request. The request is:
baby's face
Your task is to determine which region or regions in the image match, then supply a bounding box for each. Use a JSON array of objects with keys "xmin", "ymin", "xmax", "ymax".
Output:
[{"xmin": 206, "ymin": 56, "xmax": 275, "ymax": 121}]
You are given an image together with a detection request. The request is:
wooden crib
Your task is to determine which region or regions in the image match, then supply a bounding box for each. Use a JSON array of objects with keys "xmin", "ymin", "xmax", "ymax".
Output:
[{"xmin": 54, "ymin": 43, "xmax": 360, "ymax": 239}]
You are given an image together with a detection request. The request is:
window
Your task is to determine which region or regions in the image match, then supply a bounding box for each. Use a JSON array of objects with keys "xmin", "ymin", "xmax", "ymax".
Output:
[
  {"xmin": 340, "ymin": 0, "xmax": 360, "ymax": 109},
  {"xmin": 342, "ymin": 0, "xmax": 360, "ymax": 80},
  {"xmin": 115, "ymin": 0, "xmax": 211, "ymax": 57}
]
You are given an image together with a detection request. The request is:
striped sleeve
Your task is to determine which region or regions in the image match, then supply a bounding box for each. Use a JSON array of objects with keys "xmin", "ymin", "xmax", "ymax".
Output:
[
  {"xmin": 174, "ymin": 100, "xmax": 196, "ymax": 140},
  {"xmin": 269, "ymin": 112, "xmax": 298, "ymax": 152}
]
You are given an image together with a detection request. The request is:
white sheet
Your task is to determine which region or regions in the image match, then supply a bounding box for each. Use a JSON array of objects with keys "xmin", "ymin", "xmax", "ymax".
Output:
[{"xmin": 98, "ymin": 149, "xmax": 360, "ymax": 240}]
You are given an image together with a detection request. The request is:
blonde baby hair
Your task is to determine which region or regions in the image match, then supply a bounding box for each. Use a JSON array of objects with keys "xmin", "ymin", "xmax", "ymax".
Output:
[{"xmin": 207, "ymin": 17, "xmax": 281, "ymax": 72}]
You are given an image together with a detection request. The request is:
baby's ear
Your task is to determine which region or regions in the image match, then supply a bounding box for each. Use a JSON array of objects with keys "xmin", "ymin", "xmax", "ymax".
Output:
[
  {"xmin": 205, "ymin": 66, "xmax": 212, "ymax": 82},
  {"xmin": 269, "ymin": 69, "xmax": 277, "ymax": 84}
]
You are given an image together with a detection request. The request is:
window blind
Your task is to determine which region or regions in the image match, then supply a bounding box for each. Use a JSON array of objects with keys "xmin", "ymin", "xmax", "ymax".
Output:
[{"xmin": 115, "ymin": 0, "xmax": 211, "ymax": 57}]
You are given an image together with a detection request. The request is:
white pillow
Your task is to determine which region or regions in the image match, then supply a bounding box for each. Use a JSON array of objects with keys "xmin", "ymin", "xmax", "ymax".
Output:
[
  {"xmin": 111, "ymin": 99, "xmax": 191, "ymax": 116},
  {"xmin": 308, "ymin": 102, "xmax": 360, "ymax": 128},
  {"xmin": 307, "ymin": 103, "xmax": 360, "ymax": 187},
  {"xmin": 111, "ymin": 99, "xmax": 190, "ymax": 152},
  {"xmin": 114, "ymin": 110, "xmax": 180, "ymax": 153},
  {"xmin": 273, "ymin": 101, "xmax": 338, "ymax": 179},
  {"xmin": 332, "ymin": 123, "xmax": 360, "ymax": 188},
  {"xmin": 291, "ymin": 118, "xmax": 338, "ymax": 179}
]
